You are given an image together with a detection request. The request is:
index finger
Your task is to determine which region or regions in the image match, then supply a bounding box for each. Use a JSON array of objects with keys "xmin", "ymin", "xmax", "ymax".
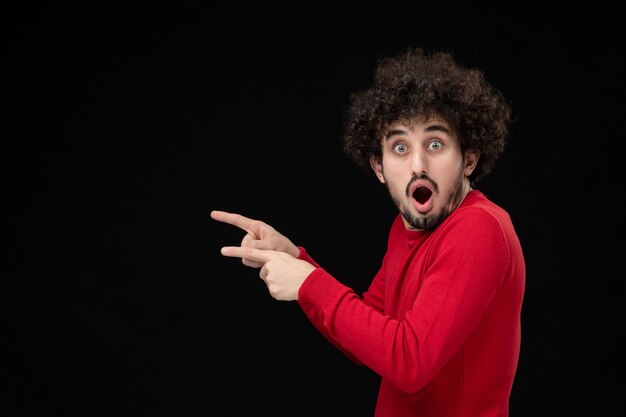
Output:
[
  {"xmin": 220, "ymin": 246, "xmax": 272, "ymax": 263},
  {"xmin": 210, "ymin": 210, "xmax": 261, "ymax": 237}
]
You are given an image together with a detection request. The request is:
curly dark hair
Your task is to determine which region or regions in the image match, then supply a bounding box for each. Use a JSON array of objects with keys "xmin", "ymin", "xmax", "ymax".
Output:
[{"xmin": 341, "ymin": 47, "xmax": 512, "ymax": 185}]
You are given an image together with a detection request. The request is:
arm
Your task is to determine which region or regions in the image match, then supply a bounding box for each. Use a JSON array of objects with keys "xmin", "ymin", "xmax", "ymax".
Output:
[
  {"xmin": 297, "ymin": 259, "xmax": 388, "ymax": 365},
  {"xmin": 296, "ymin": 220, "xmax": 398, "ymax": 364},
  {"xmin": 297, "ymin": 209, "xmax": 516, "ymax": 392}
]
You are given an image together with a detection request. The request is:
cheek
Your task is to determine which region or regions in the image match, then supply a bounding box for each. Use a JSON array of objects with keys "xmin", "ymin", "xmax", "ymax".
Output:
[
  {"xmin": 381, "ymin": 155, "xmax": 407, "ymax": 175},
  {"xmin": 381, "ymin": 165, "xmax": 406, "ymax": 186},
  {"xmin": 435, "ymin": 164, "xmax": 465, "ymax": 191},
  {"xmin": 383, "ymin": 168, "xmax": 413, "ymax": 198}
]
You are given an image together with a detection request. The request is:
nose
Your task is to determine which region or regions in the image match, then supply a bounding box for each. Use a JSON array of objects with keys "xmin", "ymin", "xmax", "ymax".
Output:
[{"xmin": 411, "ymin": 151, "xmax": 427, "ymax": 176}]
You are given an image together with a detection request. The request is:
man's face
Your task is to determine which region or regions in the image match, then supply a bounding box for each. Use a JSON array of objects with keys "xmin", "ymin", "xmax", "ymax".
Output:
[{"xmin": 370, "ymin": 117, "xmax": 479, "ymax": 231}]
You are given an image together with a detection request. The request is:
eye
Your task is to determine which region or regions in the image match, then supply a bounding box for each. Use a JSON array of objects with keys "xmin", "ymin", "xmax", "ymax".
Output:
[
  {"xmin": 393, "ymin": 143, "xmax": 408, "ymax": 154},
  {"xmin": 428, "ymin": 140, "xmax": 443, "ymax": 151}
]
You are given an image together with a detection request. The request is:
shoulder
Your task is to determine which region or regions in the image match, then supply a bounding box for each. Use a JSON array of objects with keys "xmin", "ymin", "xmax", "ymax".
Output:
[
  {"xmin": 450, "ymin": 190, "xmax": 514, "ymax": 232},
  {"xmin": 432, "ymin": 191, "xmax": 523, "ymax": 264},
  {"xmin": 434, "ymin": 191, "xmax": 516, "ymax": 249}
]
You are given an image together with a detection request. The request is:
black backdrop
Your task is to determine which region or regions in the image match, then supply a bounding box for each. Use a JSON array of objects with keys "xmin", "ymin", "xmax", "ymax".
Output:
[{"xmin": 4, "ymin": 3, "xmax": 624, "ymax": 416}]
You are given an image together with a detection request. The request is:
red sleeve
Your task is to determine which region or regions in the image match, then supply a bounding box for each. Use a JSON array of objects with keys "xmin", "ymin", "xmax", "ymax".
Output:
[
  {"xmin": 296, "ymin": 246, "xmax": 320, "ymax": 268},
  {"xmin": 360, "ymin": 213, "xmax": 405, "ymax": 312},
  {"xmin": 299, "ymin": 245, "xmax": 386, "ymax": 312},
  {"xmin": 297, "ymin": 208, "xmax": 512, "ymax": 392},
  {"xmin": 296, "ymin": 246, "xmax": 364, "ymax": 363}
]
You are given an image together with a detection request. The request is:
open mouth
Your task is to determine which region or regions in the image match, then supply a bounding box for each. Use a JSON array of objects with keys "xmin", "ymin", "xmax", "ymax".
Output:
[{"xmin": 413, "ymin": 186, "xmax": 433, "ymax": 204}]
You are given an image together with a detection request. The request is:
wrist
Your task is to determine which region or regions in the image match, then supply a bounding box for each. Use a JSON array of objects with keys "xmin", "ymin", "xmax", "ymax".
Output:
[{"xmin": 287, "ymin": 244, "xmax": 300, "ymax": 258}]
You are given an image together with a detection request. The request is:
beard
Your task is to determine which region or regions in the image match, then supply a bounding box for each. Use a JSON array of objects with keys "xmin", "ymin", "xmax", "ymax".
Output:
[{"xmin": 384, "ymin": 168, "xmax": 468, "ymax": 231}]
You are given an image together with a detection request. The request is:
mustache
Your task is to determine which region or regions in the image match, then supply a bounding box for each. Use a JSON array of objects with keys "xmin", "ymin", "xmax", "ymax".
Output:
[{"xmin": 405, "ymin": 173, "xmax": 438, "ymax": 197}]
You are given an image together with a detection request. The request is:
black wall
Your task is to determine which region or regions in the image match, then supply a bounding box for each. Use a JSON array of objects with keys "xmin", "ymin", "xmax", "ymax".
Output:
[{"xmin": 4, "ymin": 3, "xmax": 623, "ymax": 416}]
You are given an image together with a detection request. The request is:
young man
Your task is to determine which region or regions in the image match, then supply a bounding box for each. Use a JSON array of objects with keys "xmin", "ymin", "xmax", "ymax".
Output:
[{"xmin": 212, "ymin": 47, "xmax": 525, "ymax": 417}]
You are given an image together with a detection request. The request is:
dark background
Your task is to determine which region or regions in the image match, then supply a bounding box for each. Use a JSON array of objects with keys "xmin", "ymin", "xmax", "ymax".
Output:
[{"xmin": 4, "ymin": 3, "xmax": 624, "ymax": 416}]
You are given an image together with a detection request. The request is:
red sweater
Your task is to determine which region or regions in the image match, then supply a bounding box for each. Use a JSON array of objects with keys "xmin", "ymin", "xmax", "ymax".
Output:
[{"xmin": 297, "ymin": 190, "xmax": 525, "ymax": 417}]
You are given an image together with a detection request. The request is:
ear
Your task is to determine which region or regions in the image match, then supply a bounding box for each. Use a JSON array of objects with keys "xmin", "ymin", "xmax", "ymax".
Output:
[
  {"xmin": 463, "ymin": 149, "xmax": 480, "ymax": 177},
  {"xmin": 369, "ymin": 156, "xmax": 385, "ymax": 183}
]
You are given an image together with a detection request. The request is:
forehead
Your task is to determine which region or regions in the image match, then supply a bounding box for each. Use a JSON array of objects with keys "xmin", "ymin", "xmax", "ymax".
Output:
[
  {"xmin": 386, "ymin": 116, "xmax": 453, "ymax": 132},
  {"xmin": 383, "ymin": 116, "xmax": 456, "ymax": 139}
]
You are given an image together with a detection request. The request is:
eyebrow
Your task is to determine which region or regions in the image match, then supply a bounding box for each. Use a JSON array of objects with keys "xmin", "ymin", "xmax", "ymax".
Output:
[{"xmin": 384, "ymin": 124, "xmax": 452, "ymax": 140}]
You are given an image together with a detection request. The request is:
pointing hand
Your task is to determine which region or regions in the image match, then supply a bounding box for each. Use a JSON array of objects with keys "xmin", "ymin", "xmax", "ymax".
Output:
[
  {"xmin": 211, "ymin": 210, "xmax": 300, "ymax": 268},
  {"xmin": 220, "ymin": 246, "xmax": 315, "ymax": 301}
]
